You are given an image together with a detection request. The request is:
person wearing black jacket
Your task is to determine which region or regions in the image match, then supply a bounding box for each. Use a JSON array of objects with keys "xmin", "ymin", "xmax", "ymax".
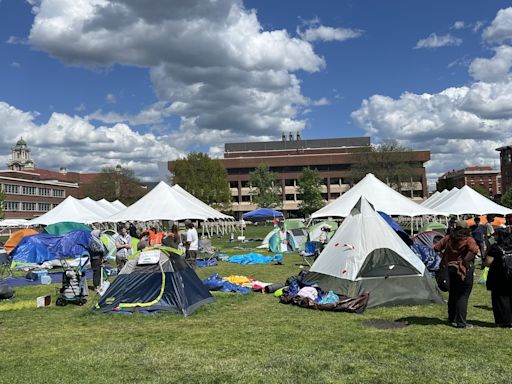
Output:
[{"xmin": 486, "ymin": 228, "xmax": 512, "ymax": 328}]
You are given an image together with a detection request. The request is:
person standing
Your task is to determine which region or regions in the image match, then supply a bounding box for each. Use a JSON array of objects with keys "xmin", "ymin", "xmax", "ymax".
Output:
[
  {"xmin": 115, "ymin": 225, "xmax": 132, "ymax": 273},
  {"xmin": 88, "ymin": 229, "xmax": 107, "ymax": 294},
  {"xmin": 486, "ymin": 228, "xmax": 512, "ymax": 328},
  {"xmin": 470, "ymin": 216, "xmax": 486, "ymax": 268},
  {"xmin": 434, "ymin": 220, "xmax": 479, "ymax": 328},
  {"xmin": 184, "ymin": 219, "xmax": 199, "ymax": 266}
]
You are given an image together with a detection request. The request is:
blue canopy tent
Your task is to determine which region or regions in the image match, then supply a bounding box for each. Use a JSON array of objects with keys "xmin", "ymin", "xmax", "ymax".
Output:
[{"xmin": 242, "ymin": 208, "xmax": 284, "ymax": 222}]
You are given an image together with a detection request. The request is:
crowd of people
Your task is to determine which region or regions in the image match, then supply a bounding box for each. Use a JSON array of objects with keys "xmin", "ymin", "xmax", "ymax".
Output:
[{"xmin": 87, "ymin": 220, "xmax": 201, "ymax": 294}]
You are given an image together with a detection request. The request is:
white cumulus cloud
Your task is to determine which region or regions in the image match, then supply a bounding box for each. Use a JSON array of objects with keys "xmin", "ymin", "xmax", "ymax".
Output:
[
  {"xmin": 414, "ymin": 33, "xmax": 462, "ymax": 49},
  {"xmin": 482, "ymin": 7, "xmax": 512, "ymax": 43},
  {"xmin": 299, "ymin": 25, "xmax": 362, "ymax": 42}
]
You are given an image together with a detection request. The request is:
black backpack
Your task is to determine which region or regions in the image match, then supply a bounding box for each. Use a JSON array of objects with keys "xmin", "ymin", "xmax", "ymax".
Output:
[{"xmin": 502, "ymin": 247, "xmax": 512, "ymax": 280}]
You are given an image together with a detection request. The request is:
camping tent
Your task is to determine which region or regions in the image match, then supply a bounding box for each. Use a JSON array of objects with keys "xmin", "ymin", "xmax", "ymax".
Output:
[
  {"xmin": 242, "ymin": 208, "xmax": 284, "ymax": 222},
  {"xmin": 43, "ymin": 222, "xmax": 91, "ymax": 235},
  {"xmin": 434, "ymin": 185, "xmax": 512, "ymax": 216},
  {"xmin": 311, "ymin": 173, "xmax": 444, "ymax": 219},
  {"xmin": 307, "ymin": 220, "xmax": 339, "ymax": 243},
  {"xmin": 95, "ymin": 247, "xmax": 214, "ymax": 316},
  {"xmin": 29, "ymin": 196, "xmax": 107, "ymax": 225},
  {"xmin": 258, "ymin": 219, "xmax": 306, "ymax": 250},
  {"xmin": 304, "ymin": 197, "xmax": 443, "ymax": 308},
  {"xmin": 4, "ymin": 229, "xmax": 39, "ymax": 254},
  {"xmin": 108, "ymin": 181, "xmax": 218, "ymax": 222}
]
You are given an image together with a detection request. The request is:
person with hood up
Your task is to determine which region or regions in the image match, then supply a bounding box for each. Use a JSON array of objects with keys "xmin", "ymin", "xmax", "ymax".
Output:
[{"xmin": 88, "ymin": 229, "xmax": 107, "ymax": 294}]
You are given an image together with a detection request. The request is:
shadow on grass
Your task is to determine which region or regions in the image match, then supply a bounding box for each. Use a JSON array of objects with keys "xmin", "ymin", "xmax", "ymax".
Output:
[
  {"xmin": 396, "ymin": 316, "xmax": 496, "ymax": 328},
  {"xmin": 473, "ymin": 304, "xmax": 493, "ymax": 311}
]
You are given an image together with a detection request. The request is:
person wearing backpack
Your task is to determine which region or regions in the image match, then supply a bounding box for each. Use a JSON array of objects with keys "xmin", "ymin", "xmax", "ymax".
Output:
[{"xmin": 486, "ymin": 228, "xmax": 512, "ymax": 328}]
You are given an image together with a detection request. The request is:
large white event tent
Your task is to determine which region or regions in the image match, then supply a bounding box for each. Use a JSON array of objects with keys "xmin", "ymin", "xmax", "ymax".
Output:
[
  {"xmin": 95, "ymin": 198, "xmax": 122, "ymax": 215},
  {"xmin": 422, "ymin": 189, "xmax": 450, "ymax": 208},
  {"xmin": 111, "ymin": 200, "xmax": 127, "ymax": 210},
  {"xmin": 426, "ymin": 188, "xmax": 460, "ymax": 209},
  {"xmin": 108, "ymin": 181, "xmax": 223, "ymax": 222},
  {"xmin": 0, "ymin": 219, "xmax": 29, "ymax": 227},
  {"xmin": 420, "ymin": 191, "xmax": 440, "ymax": 206},
  {"xmin": 172, "ymin": 184, "xmax": 233, "ymax": 220},
  {"xmin": 29, "ymin": 196, "xmax": 106, "ymax": 225},
  {"xmin": 434, "ymin": 185, "xmax": 512, "ymax": 216},
  {"xmin": 80, "ymin": 197, "xmax": 116, "ymax": 218},
  {"xmin": 311, "ymin": 173, "xmax": 444, "ymax": 219}
]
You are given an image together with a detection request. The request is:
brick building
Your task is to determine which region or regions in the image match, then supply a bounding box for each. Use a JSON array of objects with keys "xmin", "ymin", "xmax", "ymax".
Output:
[
  {"xmin": 167, "ymin": 136, "xmax": 430, "ymax": 217},
  {"xmin": 496, "ymin": 145, "xmax": 512, "ymax": 195},
  {"xmin": 1, "ymin": 139, "xmax": 101, "ymax": 219},
  {"xmin": 436, "ymin": 166, "xmax": 502, "ymax": 197}
]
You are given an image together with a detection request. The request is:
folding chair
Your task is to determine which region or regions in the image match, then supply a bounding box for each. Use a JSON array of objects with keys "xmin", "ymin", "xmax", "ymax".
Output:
[
  {"xmin": 198, "ymin": 238, "xmax": 218, "ymax": 261},
  {"xmin": 299, "ymin": 241, "xmax": 320, "ymax": 267},
  {"xmin": 0, "ymin": 249, "xmax": 13, "ymax": 279}
]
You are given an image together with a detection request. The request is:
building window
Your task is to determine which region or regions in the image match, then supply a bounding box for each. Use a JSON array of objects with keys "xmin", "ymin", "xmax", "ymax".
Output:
[
  {"xmin": 231, "ymin": 196, "xmax": 239, "ymax": 203},
  {"xmin": 39, "ymin": 187, "xmax": 51, "ymax": 196},
  {"xmin": 4, "ymin": 184, "xmax": 20, "ymax": 194},
  {"xmin": 22, "ymin": 186, "xmax": 37, "ymax": 195},
  {"xmin": 330, "ymin": 177, "xmax": 341, "ymax": 185},
  {"xmin": 285, "ymin": 194, "xmax": 295, "ymax": 201},
  {"xmin": 4, "ymin": 201, "xmax": 19, "ymax": 211},
  {"xmin": 229, "ymin": 181, "xmax": 238, "ymax": 189},
  {"xmin": 52, "ymin": 203, "xmax": 59, "ymax": 208},
  {"xmin": 240, "ymin": 180, "xmax": 250, "ymax": 188},
  {"xmin": 284, "ymin": 179, "xmax": 295, "ymax": 186},
  {"xmin": 321, "ymin": 193, "xmax": 328, "ymax": 200},
  {"xmin": 52, "ymin": 189, "xmax": 65, "ymax": 198},
  {"xmin": 22, "ymin": 202, "xmax": 37, "ymax": 211},
  {"xmin": 330, "ymin": 193, "xmax": 340, "ymax": 199},
  {"xmin": 38, "ymin": 203, "xmax": 51, "ymax": 211},
  {"xmin": 241, "ymin": 195, "xmax": 251, "ymax": 202},
  {"xmin": 322, "ymin": 178, "xmax": 329, "ymax": 186}
]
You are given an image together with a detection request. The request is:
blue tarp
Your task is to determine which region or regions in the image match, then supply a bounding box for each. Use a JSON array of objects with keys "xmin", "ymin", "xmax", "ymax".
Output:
[
  {"xmin": 242, "ymin": 208, "xmax": 284, "ymax": 222},
  {"xmin": 378, "ymin": 211, "xmax": 405, "ymax": 232},
  {"xmin": 228, "ymin": 253, "xmax": 283, "ymax": 265},
  {"xmin": 411, "ymin": 243, "xmax": 441, "ymax": 274},
  {"xmin": 10, "ymin": 230, "xmax": 91, "ymax": 264},
  {"xmin": 202, "ymin": 273, "xmax": 250, "ymax": 294}
]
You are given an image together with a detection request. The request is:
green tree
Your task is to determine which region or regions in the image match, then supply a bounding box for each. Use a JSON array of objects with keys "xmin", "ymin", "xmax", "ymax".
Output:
[
  {"xmin": 0, "ymin": 189, "xmax": 5, "ymax": 219},
  {"xmin": 82, "ymin": 166, "xmax": 147, "ymax": 205},
  {"xmin": 297, "ymin": 167, "xmax": 324, "ymax": 217},
  {"xmin": 501, "ymin": 187, "xmax": 512, "ymax": 208},
  {"xmin": 351, "ymin": 139, "xmax": 418, "ymax": 192},
  {"xmin": 172, "ymin": 152, "xmax": 231, "ymax": 210},
  {"xmin": 471, "ymin": 185, "xmax": 490, "ymax": 198},
  {"xmin": 249, "ymin": 163, "xmax": 282, "ymax": 208}
]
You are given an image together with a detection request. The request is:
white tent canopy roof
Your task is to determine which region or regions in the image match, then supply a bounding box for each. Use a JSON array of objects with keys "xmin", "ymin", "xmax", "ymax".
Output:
[
  {"xmin": 311, "ymin": 173, "xmax": 444, "ymax": 219},
  {"xmin": 107, "ymin": 181, "xmax": 222, "ymax": 222},
  {"xmin": 29, "ymin": 196, "xmax": 107, "ymax": 225},
  {"xmin": 0, "ymin": 219, "xmax": 30, "ymax": 227},
  {"xmin": 427, "ymin": 188, "xmax": 459, "ymax": 209},
  {"xmin": 172, "ymin": 184, "xmax": 233, "ymax": 220},
  {"xmin": 96, "ymin": 199, "xmax": 122, "ymax": 214},
  {"xmin": 112, "ymin": 200, "xmax": 127, "ymax": 210},
  {"xmin": 420, "ymin": 191, "xmax": 440, "ymax": 206},
  {"xmin": 310, "ymin": 196, "xmax": 426, "ymax": 281},
  {"xmin": 80, "ymin": 197, "xmax": 116, "ymax": 218},
  {"xmin": 422, "ymin": 189, "xmax": 450, "ymax": 208},
  {"xmin": 434, "ymin": 185, "xmax": 512, "ymax": 216}
]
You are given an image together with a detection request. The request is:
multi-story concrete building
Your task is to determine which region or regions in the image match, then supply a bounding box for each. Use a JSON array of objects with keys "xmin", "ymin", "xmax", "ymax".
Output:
[
  {"xmin": 169, "ymin": 136, "xmax": 430, "ymax": 217},
  {"xmin": 496, "ymin": 145, "xmax": 512, "ymax": 195},
  {"xmin": 436, "ymin": 166, "xmax": 502, "ymax": 197}
]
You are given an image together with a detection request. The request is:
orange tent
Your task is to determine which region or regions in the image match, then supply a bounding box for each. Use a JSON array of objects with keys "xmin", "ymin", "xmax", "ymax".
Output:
[
  {"xmin": 466, "ymin": 215, "xmax": 506, "ymax": 229},
  {"xmin": 4, "ymin": 228, "xmax": 39, "ymax": 254}
]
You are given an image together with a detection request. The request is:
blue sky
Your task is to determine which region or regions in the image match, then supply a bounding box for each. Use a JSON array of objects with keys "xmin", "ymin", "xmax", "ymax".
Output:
[{"xmin": 1, "ymin": 1, "xmax": 511, "ymax": 187}]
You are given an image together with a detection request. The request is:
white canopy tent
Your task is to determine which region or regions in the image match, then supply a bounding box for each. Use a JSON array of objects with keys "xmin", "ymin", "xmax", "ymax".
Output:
[
  {"xmin": 434, "ymin": 185, "xmax": 512, "ymax": 216},
  {"xmin": 28, "ymin": 196, "xmax": 107, "ymax": 225},
  {"xmin": 420, "ymin": 191, "xmax": 440, "ymax": 206},
  {"xmin": 172, "ymin": 184, "xmax": 233, "ymax": 220},
  {"xmin": 108, "ymin": 181, "xmax": 220, "ymax": 222},
  {"xmin": 422, "ymin": 189, "xmax": 450, "ymax": 208},
  {"xmin": 111, "ymin": 200, "xmax": 127, "ymax": 210},
  {"xmin": 311, "ymin": 173, "xmax": 445, "ymax": 219},
  {"xmin": 427, "ymin": 188, "xmax": 460, "ymax": 209},
  {"xmin": 96, "ymin": 199, "xmax": 122, "ymax": 215},
  {"xmin": 80, "ymin": 197, "xmax": 116, "ymax": 218},
  {"xmin": 0, "ymin": 219, "xmax": 30, "ymax": 227}
]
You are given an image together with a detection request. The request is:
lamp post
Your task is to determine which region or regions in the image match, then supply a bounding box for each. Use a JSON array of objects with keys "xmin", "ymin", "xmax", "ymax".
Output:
[{"xmin": 115, "ymin": 164, "xmax": 122, "ymax": 200}]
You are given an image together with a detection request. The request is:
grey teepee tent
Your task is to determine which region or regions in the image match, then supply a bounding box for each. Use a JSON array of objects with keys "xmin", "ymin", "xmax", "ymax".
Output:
[{"xmin": 304, "ymin": 197, "xmax": 443, "ymax": 308}]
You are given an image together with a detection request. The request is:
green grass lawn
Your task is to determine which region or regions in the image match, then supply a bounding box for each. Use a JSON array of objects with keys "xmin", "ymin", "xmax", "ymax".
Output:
[{"xmin": 1, "ymin": 224, "xmax": 512, "ymax": 383}]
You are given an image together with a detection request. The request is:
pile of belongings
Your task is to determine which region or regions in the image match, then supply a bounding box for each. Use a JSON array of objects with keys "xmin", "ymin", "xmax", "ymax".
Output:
[
  {"xmin": 203, "ymin": 273, "xmax": 251, "ymax": 294},
  {"xmin": 278, "ymin": 274, "xmax": 369, "ymax": 314}
]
